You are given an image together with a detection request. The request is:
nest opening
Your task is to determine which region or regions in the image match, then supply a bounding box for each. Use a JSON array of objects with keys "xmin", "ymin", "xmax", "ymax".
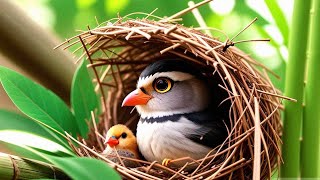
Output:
[{"xmin": 61, "ymin": 17, "xmax": 283, "ymax": 179}]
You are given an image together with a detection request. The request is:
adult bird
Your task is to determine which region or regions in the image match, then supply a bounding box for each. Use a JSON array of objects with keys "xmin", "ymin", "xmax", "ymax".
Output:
[
  {"xmin": 102, "ymin": 124, "xmax": 140, "ymax": 167},
  {"xmin": 122, "ymin": 59, "xmax": 230, "ymax": 167}
]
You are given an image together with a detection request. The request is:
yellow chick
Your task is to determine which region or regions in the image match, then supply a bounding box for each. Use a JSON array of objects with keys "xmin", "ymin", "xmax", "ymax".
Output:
[{"xmin": 102, "ymin": 124, "xmax": 140, "ymax": 167}]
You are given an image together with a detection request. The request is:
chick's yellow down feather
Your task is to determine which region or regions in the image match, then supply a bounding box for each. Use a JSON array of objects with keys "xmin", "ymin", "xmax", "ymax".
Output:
[{"xmin": 102, "ymin": 124, "xmax": 140, "ymax": 167}]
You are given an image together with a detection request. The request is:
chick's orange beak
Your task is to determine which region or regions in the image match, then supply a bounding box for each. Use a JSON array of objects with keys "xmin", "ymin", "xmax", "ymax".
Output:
[
  {"xmin": 122, "ymin": 89, "xmax": 152, "ymax": 106},
  {"xmin": 106, "ymin": 137, "xmax": 119, "ymax": 147}
]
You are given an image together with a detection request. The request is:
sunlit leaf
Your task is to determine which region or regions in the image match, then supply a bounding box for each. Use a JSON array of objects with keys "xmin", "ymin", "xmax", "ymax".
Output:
[
  {"xmin": 0, "ymin": 136, "xmax": 74, "ymax": 164},
  {"xmin": 0, "ymin": 140, "xmax": 48, "ymax": 162},
  {"xmin": 0, "ymin": 130, "xmax": 73, "ymax": 156},
  {"xmin": 71, "ymin": 60, "xmax": 99, "ymax": 138},
  {"xmin": 1, "ymin": 140, "xmax": 120, "ymax": 179},
  {"xmin": 0, "ymin": 66, "xmax": 79, "ymax": 138},
  {"xmin": 0, "ymin": 110, "xmax": 71, "ymax": 150}
]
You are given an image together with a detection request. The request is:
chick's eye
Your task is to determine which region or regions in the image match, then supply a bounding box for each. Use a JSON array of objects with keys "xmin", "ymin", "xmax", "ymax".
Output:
[
  {"xmin": 153, "ymin": 78, "xmax": 172, "ymax": 93},
  {"xmin": 121, "ymin": 132, "xmax": 127, "ymax": 139}
]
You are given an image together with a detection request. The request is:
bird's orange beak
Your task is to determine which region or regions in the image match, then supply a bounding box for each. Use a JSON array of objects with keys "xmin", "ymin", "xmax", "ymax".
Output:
[
  {"xmin": 106, "ymin": 137, "xmax": 119, "ymax": 147},
  {"xmin": 122, "ymin": 89, "xmax": 152, "ymax": 106}
]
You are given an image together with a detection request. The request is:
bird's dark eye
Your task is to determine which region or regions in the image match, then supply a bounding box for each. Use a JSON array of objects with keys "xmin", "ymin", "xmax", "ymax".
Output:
[
  {"xmin": 153, "ymin": 77, "xmax": 173, "ymax": 93},
  {"xmin": 121, "ymin": 132, "xmax": 127, "ymax": 139}
]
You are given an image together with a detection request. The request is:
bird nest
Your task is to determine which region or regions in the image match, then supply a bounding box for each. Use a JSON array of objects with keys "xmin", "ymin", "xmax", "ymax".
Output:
[{"xmin": 58, "ymin": 2, "xmax": 288, "ymax": 179}]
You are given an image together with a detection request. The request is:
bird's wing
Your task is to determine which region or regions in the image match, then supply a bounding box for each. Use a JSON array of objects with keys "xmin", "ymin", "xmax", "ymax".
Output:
[
  {"xmin": 183, "ymin": 110, "xmax": 229, "ymax": 148},
  {"xmin": 117, "ymin": 149, "xmax": 136, "ymax": 158}
]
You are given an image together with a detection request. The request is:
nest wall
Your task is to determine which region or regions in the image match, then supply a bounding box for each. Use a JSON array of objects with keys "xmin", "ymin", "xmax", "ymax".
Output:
[{"xmin": 62, "ymin": 18, "xmax": 283, "ymax": 179}]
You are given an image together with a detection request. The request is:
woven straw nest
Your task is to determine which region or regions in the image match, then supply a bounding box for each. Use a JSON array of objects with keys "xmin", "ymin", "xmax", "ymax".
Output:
[{"xmin": 58, "ymin": 4, "xmax": 288, "ymax": 180}]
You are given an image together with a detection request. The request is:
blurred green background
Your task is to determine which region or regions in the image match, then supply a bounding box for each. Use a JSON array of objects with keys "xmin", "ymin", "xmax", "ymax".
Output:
[{"xmin": 0, "ymin": 0, "xmax": 291, "ymax": 110}]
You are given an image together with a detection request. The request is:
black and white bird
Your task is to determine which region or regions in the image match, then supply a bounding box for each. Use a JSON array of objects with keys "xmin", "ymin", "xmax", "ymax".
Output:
[{"xmin": 122, "ymin": 59, "xmax": 230, "ymax": 166}]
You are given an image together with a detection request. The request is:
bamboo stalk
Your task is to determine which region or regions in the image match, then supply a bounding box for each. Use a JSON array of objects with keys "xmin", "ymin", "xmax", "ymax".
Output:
[
  {"xmin": 280, "ymin": 0, "xmax": 311, "ymax": 178},
  {"xmin": 301, "ymin": 0, "xmax": 320, "ymax": 177},
  {"xmin": 0, "ymin": 152, "xmax": 68, "ymax": 179},
  {"xmin": 0, "ymin": 1, "xmax": 76, "ymax": 103}
]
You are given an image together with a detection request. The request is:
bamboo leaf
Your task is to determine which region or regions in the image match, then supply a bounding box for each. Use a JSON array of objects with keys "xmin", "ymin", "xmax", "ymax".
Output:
[
  {"xmin": 2, "ymin": 145, "xmax": 120, "ymax": 179},
  {"xmin": 71, "ymin": 60, "xmax": 99, "ymax": 138},
  {"xmin": 0, "ymin": 110, "xmax": 56, "ymax": 142},
  {"xmin": 0, "ymin": 140, "xmax": 48, "ymax": 162},
  {"xmin": 47, "ymin": 156, "xmax": 121, "ymax": 180},
  {"xmin": 0, "ymin": 66, "xmax": 79, "ymax": 137},
  {"xmin": 0, "ymin": 130, "xmax": 73, "ymax": 157},
  {"xmin": 0, "ymin": 110, "xmax": 71, "ymax": 150},
  {"xmin": 0, "ymin": 138, "xmax": 74, "ymax": 165},
  {"xmin": 265, "ymin": 0, "xmax": 289, "ymax": 45}
]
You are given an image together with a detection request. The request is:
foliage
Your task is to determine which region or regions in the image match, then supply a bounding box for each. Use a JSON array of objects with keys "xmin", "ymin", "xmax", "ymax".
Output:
[
  {"xmin": 71, "ymin": 60, "xmax": 100, "ymax": 138},
  {"xmin": 0, "ymin": 66, "xmax": 78, "ymax": 139},
  {"xmin": 0, "ymin": 61, "xmax": 119, "ymax": 179}
]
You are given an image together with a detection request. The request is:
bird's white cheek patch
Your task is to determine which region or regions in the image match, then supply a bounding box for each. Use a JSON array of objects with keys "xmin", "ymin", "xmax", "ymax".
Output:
[{"xmin": 136, "ymin": 104, "xmax": 179, "ymax": 119}]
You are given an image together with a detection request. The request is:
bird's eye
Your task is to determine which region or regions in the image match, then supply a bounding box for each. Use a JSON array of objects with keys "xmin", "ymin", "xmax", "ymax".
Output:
[
  {"xmin": 121, "ymin": 132, "xmax": 127, "ymax": 139},
  {"xmin": 153, "ymin": 77, "xmax": 173, "ymax": 93}
]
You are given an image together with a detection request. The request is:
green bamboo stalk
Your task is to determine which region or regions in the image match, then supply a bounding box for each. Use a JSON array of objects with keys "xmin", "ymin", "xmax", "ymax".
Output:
[
  {"xmin": 301, "ymin": 0, "xmax": 320, "ymax": 177},
  {"xmin": 0, "ymin": 1, "xmax": 76, "ymax": 103},
  {"xmin": 280, "ymin": 0, "xmax": 311, "ymax": 178},
  {"xmin": 0, "ymin": 152, "xmax": 68, "ymax": 179}
]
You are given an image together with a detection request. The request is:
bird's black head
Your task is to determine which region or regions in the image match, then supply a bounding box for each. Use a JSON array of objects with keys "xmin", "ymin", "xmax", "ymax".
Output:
[{"xmin": 140, "ymin": 59, "xmax": 205, "ymax": 79}]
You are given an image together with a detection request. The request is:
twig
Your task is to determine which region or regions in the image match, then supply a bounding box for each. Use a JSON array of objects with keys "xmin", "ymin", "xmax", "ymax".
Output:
[
  {"xmin": 253, "ymin": 97, "xmax": 261, "ymax": 180},
  {"xmin": 188, "ymin": 1, "xmax": 212, "ymax": 37},
  {"xmin": 160, "ymin": 0, "xmax": 214, "ymax": 22}
]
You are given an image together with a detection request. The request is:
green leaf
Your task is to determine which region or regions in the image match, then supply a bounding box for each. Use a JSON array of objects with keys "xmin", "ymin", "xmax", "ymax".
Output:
[
  {"xmin": 0, "ymin": 136, "xmax": 74, "ymax": 163},
  {"xmin": 45, "ymin": 156, "xmax": 121, "ymax": 180},
  {"xmin": 71, "ymin": 60, "xmax": 99, "ymax": 138},
  {"xmin": 1, "ymin": 137, "xmax": 79, "ymax": 161},
  {"xmin": 0, "ymin": 140, "xmax": 49, "ymax": 162},
  {"xmin": 0, "ymin": 130, "xmax": 74, "ymax": 157},
  {"xmin": 265, "ymin": 0, "xmax": 289, "ymax": 45},
  {"xmin": 0, "ymin": 110, "xmax": 72, "ymax": 150},
  {"xmin": 0, "ymin": 66, "xmax": 79, "ymax": 137},
  {"xmin": 1, "ymin": 144, "xmax": 120, "ymax": 179},
  {"xmin": 0, "ymin": 110, "xmax": 55, "ymax": 141}
]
